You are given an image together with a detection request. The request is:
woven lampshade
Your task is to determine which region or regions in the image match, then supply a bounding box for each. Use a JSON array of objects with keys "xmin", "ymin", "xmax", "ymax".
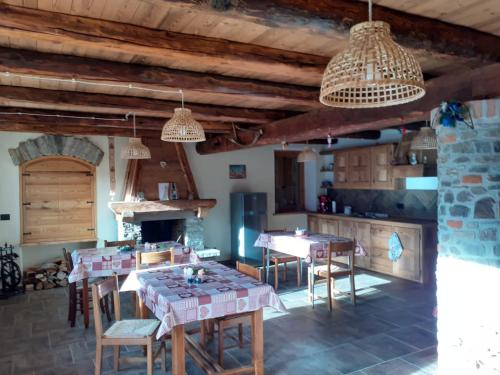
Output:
[
  {"xmin": 161, "ymin": 108, "xmax": 206, "ymax": 142},
  {"xmin": 297, "ymin": 147, "xmax": 317, "ymax": 163},
  {"xmin": 410, "ymin": 127, "xmax": 437, "ymax": 150},
  {"xmin": 320, "ymin": 20, "xmax": 425, "ymax": 108},
  {"xmin": 120, "ymin": 137, "xmax": 151, "ymax": 159}
]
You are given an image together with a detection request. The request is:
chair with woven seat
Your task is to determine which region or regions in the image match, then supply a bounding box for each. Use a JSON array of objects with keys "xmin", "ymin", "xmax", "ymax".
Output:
[
  {"xmin": 200, "ymin": 261, "xmax": 262, "ymax": 366},
  {"xmin": 262, "ymin": 229, "xmax": 301, "ymax": 290},
  {"xmin": 135, "ymin": 249, "xmax": 174, "ymax": 318},
  {"xmin": 104, "ymin": 239, "xmax": 137, "ymax": 248},
  {"xmin": 92, "ymin": 274, "xmax": 166, "ymax": 375},
  {"xmin": 63, "ymin": 248, "xmax": 111, "ymax": 327},
  {"xmin": 309, "ymin": 241, "xmax": 356, "ymax": 311}
]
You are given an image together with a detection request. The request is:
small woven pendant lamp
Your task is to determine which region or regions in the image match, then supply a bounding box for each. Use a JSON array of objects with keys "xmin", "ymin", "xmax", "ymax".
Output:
[
  {"xmin": 320, "ymin": 0, "xmax": 425, "ymax": 108},
  {"xmin": 298, "ymin": 142, "xmax": 317, "ymax": 163},
  {"xmin": 411, "ymin": 125, "xmax": 437, "ymax": 150},
  {"xmin": 161, "ymin": 91, "xmax": 206, "ymax": 142},
  {"xmin": 121, "ymin": 113, "xmax": 151, "ymax": 159}
]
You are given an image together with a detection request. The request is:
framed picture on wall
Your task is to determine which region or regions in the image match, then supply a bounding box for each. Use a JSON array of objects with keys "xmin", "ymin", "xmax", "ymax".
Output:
[{"xmin": 229, "ymin": 164, "xmax": 246, "ymax": 179}]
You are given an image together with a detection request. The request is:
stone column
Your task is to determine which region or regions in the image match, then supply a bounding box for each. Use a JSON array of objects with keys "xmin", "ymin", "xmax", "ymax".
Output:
[{"xmin": 435, "ymin": 99, "xmax": 500, "ymax": 373}]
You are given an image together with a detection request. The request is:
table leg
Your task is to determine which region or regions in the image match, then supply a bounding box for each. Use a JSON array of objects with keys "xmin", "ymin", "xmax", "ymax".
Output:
[
  {"xmin": 251, "ymin": 309, "xmax": 264, "ymax": 375},
  {"xmin": 308, "ymin": 260, "xmax": 315, "ymax": 306},
  {"xmin": 82, "ymin": 278, "xmax": 89, "ymax": 328},
  {"xmin": 266, "ymin": 247, "xmax": 270, "ymax": 284},
  {"xmin": 172, "ymin": 324, "xmax": 185, "ymax": 375}
]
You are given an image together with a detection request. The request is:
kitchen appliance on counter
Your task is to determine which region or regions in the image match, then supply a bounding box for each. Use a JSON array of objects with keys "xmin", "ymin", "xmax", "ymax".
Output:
[{"xmin": 318, "ymin": 195, "xmax": 331, "ymax": 214}]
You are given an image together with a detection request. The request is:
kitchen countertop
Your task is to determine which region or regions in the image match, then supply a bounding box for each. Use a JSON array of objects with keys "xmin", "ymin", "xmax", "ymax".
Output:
[{"xmin": 307, "ymin": 212, "xmax": 437, "ymax": 226}]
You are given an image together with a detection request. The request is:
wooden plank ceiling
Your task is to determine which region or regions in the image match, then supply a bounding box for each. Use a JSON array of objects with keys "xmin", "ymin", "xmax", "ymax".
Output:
[{"xmin": 0, "ymin": 0, "xmax": 498, "ymax": 143}]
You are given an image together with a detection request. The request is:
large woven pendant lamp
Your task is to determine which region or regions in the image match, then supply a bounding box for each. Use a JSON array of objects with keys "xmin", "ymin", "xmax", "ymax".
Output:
[
  {"xmin": 320, "ymin": 0, "xmax": 425, "ymax": 108},
  {"xmin": 121, "ymin": 113, "xmax": 151, "ymax": 159},
  {"xmin": 161, "ymin": 91, "xmax": 206, "ymax": 142}
]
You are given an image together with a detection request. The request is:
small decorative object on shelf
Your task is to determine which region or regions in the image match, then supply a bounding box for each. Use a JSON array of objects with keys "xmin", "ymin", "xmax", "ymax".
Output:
[
  {"xmin": 0, "ymin": 243, "xmax": 23, "ymax": 299},
  {"xmin": 318, "ymin": 195, "xmax": 331, "ymax": 213},
  {"xmin": 320, "ymin": 180, "xmax": 333, "ymax": 189},
  {"xmin": 432, "ymin": 101, "xmax": 474, "ymax": 129}
]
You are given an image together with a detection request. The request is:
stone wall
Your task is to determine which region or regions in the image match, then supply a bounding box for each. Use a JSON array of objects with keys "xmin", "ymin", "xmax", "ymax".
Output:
[{"xmin": 436, "ymin": 99, "xmax": 500, "ymax": 373}]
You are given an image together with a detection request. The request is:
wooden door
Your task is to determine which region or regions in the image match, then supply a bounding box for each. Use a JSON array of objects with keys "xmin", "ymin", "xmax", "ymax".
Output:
[
  {"xmin": 348, "ymin": 148, "xmax": 371, "ymax": 188},
  {"xmin": 354, "ymin": 222, "xmax": 371, "ymax": 269},
  {"xmin": 392, "ymin": 227, "xmax": 421, "ymax": 282},
  {"xmin": 333, "ymin": 151, "xmax": 349, "ymax": 187},
  {"xmin": 21, "ymin": 156, "xmax": 96, "ymax": 245},
  {"xmin": 371, "ymin": 144, "xmax": 394, "ymax": 190}
]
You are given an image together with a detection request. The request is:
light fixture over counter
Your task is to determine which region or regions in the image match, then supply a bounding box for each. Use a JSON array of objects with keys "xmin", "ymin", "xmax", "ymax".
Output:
[{"xmin": 319, "ymin": 0, "xmax": 425, "ymax": 108}]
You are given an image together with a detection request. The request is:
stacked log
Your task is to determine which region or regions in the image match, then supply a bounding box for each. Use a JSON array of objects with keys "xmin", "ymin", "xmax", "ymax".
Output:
[{"xmin": 24, "ymin": 258, "xmax": 69, "ymax": 291}]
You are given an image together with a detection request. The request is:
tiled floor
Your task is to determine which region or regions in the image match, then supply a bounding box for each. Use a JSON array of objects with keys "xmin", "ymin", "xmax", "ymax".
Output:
[{"xmin": 0, "ymin": 267, "xmax": 438, "ymax": 375}]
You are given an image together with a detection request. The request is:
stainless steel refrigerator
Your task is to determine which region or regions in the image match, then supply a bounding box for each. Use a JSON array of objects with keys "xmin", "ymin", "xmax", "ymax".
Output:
[{"xmin": 230, "ymin": 192, "xmax": 267, "ymax": 262}]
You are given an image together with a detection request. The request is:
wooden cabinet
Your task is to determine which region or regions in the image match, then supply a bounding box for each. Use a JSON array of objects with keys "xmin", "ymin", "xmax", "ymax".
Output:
[
  {"xmin": 348, "ymin": 148, "xmax": 371, "ymax": 188},
  {"xmin": 307, "ymin": 214, "xmax": 436, "ymax": 283},
  {"xmin": 333, "ymin": 144, "xmax": 394, "ymax": 190},
  {"xmin": 371, "ymin": 144, "xmax": 394, "ymax": 189}
]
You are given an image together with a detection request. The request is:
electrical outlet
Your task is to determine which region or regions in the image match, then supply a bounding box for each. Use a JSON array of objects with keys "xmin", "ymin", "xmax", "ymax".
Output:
[
  {"xmin": 0, "ymin": 214, "xmax": 10, "ymax": 221},
  {"xmin": 396, "ymin": 203, "xmax": 405, "ymax": 210}
]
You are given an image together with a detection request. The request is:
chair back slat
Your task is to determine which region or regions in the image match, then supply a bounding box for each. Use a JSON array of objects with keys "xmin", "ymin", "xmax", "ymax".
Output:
[
  {"xmin": 104, "ymin": 239, "xmax": 136, "ymax": 248},
  {"xmin": 236, "ymin": 261, "xmax": 262, "ymax": 281},
  {"xmin": 92, "ymin": 274, "xmax": 120, "ymax": 336},
  {"xmin": 136, "ymin": 249, "xmax": 174, "ymax": 270},
  {"xmin": 329, "ymin": 241, "xmax": 354, "ymax": 254}
]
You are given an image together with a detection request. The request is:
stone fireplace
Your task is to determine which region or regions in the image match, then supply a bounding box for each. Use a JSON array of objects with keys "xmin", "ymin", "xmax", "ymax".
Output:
[
  {"xmin": 110, "ymin": 200, "xmax": 216, "ymax": 251},
  {"xmin": 120, "ymin": 217, "xmax": 204, "ymax": 250}
]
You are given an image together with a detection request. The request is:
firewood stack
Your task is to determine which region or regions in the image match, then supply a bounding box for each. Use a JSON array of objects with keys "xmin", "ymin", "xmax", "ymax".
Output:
[{"xmin": 24, "ymin": 258, "xmax": 69, "ymax": 291}]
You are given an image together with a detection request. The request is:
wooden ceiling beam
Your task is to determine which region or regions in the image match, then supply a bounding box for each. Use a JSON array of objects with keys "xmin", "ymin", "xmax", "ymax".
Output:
[
  {"xmin": 0, "ymin": 4, "xmax": 328, "ymax": 86},
  {"xmin": 0, "ymin": 47, "xmax": 319, "ymax": 110},
  {"xmin": 165, "ymin": 0, "xmax": 500, "ymax": 62},
  {"xmin": 196, "ymin": 63, "xmax": 500, "ymax": 154},
  {"xmin": 0, "ymin": 107, "xmax": 236, "ymax": 136},
  {"xmin": 0, "ymin": 85, "xmax": 295, "ymax": 125}
]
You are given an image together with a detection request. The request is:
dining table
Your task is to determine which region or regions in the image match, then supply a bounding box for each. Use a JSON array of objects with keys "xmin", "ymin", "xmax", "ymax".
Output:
[
  {"xmin": 254, "ymin": 231, "xmax": 366, "ymax": 302},
  {"xmin": 121, "ymin": 260, "xmax": 286, "ymax": 375},
  {"xmin": 68, "ymin": 241, "xmax": 198, "ymax": 328}
]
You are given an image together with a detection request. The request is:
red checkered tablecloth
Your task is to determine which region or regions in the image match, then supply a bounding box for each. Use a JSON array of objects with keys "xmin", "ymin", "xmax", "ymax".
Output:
[
  {"xmin": 68, "ymin": 242, "xmax": 198, "ymax": 283},
  {"xmin": 121, "ymin": 261, "xmax": 286, "ymax": 338},
  {"xmin": 254, "ymin": 231, "xmax": 366, "ymax": 263}
]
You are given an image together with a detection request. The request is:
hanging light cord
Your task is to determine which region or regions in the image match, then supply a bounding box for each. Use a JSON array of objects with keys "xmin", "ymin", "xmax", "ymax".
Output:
[
  {"xmin": 0, "ymin": 110, "xmax": 131, "ymax": 122},
  {"xmin": 368, "ymin": 0, "xmax": 373, "ymax": 22},
  {"xmin": 0, "ymin": 71, "xmax": 185, "ymax": 98}
]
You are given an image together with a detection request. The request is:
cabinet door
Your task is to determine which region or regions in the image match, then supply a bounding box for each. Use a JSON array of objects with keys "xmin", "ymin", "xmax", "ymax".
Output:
[
  {"xmin": 308, "ymin": 216, "xmax": 319, "ymax": 233},
  {"xmin": 354, "ymin": 222, "xmax": 371, "ymax": 269},
  {"xmin": 392, "ymin": 227, "xmax": 421, "ymax": 282},
  {"xmin": 333, "ymin": 151, "xmax": 349, "ymax": 187},
  {"xmin": 318, "ymin": 218, "xmax": 329, "ymax": 234},
  {"xmin": 369, "ymin": 224, "xmax": 394, "ymax": 275},
  {"xmin": 371, "ymin": 144, "xmax": 394, "ymax": 190},
  {"xmin": 326, "ymin": 219, "xmax": 339, "ymax": 236},
  {"xmin": 348, "ymin": 148, "xmax": 371, "ymax": 188}
]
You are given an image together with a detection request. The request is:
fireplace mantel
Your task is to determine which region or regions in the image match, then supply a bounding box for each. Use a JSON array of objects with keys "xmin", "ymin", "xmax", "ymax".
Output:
[{"xmin": 109, "ymin": 199, "xmax": 216, "ymax": 223}]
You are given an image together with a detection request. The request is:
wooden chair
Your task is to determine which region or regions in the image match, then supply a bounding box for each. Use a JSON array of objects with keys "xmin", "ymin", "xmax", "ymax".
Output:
[
  {"xmin": 104, "ymin": 239, "xmax": 137, "ymax": 248},
  {"xmin": 262, "ymin": 229, "xmax": 301, "ymax": 290},
  {"xmin": 63, "ymin": 248, "xmax": 111, "ymax": 327},
  {"xmin": 200, "ymin": 261, "xmax": 262, "ymax": 366},
  {"xmin": 92, "ymin": 274, "xmax": 166, "ymax": 375},
  {"xmin": 309, "ymin": 241, "xmax": 356, "ymax": 311},
  {"xmin": 135, "ymin": 249, "xmax": 174, "ymax": 318}
]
